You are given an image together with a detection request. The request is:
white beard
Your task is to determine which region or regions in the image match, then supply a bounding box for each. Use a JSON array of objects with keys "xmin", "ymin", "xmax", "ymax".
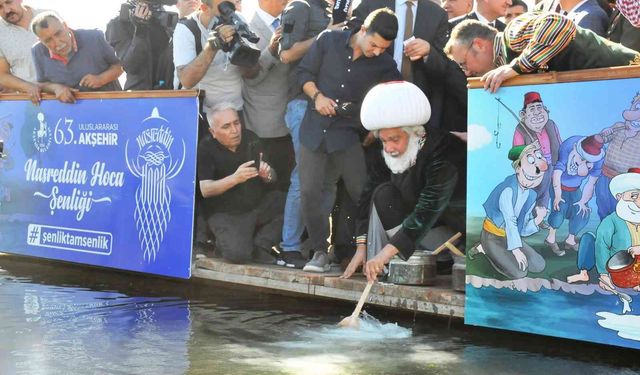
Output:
[
  {"xmin": 383, "ymin": 134, "xmax": 424, "ymax": 174},
  {"xmin": 616, "ymin": 200, "xmax": 640, "ymax": 225}
]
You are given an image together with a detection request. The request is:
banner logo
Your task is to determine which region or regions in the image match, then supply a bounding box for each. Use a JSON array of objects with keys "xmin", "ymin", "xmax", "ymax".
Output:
[
  {"xmin": 32, "ymin": 112, "xmax": 52, "ymax": 152},
  {"xmin": 125, "ymin": 108, "xmax": 185, "ymax": 263}
]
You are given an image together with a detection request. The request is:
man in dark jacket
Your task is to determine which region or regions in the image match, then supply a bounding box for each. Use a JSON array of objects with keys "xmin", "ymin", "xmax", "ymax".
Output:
[
  {"xmin": 106, "ymin": 0, "xmax": 177, "ymax": 90},
  {"xmin": 341, "ymin": 81, "xmax": 466, "ymax": 281}
]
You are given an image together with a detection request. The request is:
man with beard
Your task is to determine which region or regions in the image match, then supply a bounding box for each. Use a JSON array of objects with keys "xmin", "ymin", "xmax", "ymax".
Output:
[
  {"xmin": 545, "ymin": 135, "xmax": 605, "ymax": 256},
  {"xmin": 340, "ymin": 81, "xmax": 466, "ymax": 281},
  {"xmin": 513, "ymin": 92, "xmax": 562, "ymax": 221},
  {"xmin": 567, "ymin": 169, "xmax": 640, "ymax": 292},
  {"xmin": 0, "ymin": 0, "xmax": 46, "ymax": 103},
  {"xmin": 596, "ymin": 93, "xmax": 640, "ymax": 220},
  {"xmin": 475, "ymin": 143, "xmax": 548, "ymax": 280}
]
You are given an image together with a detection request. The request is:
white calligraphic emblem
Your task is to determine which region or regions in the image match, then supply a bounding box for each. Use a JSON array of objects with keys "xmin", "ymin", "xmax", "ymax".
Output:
[{"xmin": 125, "ymin": 108, "xmax": 185, "ymax": 263}]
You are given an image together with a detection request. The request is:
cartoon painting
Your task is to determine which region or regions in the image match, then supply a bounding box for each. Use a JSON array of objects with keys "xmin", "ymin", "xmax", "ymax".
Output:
[{"xmin": 465, "ymin": 77, "xmax": 640, "ymax": 349}]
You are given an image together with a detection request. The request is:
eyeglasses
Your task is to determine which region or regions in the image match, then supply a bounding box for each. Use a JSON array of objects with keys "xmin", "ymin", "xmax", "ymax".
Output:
[{"xmin": 455, "ymin": 40, "xmax": 475, "ymax": 73}]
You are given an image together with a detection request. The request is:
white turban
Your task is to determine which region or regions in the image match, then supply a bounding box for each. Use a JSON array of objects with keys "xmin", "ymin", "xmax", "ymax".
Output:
[
  {"xmin": 360, "ymin": 81, "xmax": 431, "ymax": 131},
  {"xmin": 610, "ymin": 169, "xmax": 640, "ymax": 196}
]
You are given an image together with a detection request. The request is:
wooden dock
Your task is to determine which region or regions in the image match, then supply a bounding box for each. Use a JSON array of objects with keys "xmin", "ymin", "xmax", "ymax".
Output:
[{"xmin": 194, "ymin": 258, "xmax": 465, "ymax": 319}]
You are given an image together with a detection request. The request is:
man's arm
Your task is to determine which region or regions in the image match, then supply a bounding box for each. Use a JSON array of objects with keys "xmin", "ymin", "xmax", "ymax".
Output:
[
  {"xmin": 199, "ymin": 160, "xmax": 258, "ymax": 197},
  {"xmin": 498, "ymin": 187, "xmax": 523, "ymax": 250},
  {"xmin": 0, "ymin": 57, "xmax": 41, "ymax": 103},
  {"xmin": 243, "ymin": 28, "xmax": 282, "ymax": 84},
  {"xmin": 39, "ymin": 82, "xmax": 78, "ymax": 103},
  {"xmin": 298, "ymin": 32, "xmax": 336, "ymax": 116},
  {"xmin": 79, "ymin": 63, "xmax": 124, "ymax": 89},
  {"xmin": 280, "ymin": 38, "xmax": 314, "ymax": 64}
]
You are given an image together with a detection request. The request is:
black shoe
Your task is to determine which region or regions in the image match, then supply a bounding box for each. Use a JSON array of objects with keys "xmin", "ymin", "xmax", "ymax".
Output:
[{"xmin": 281, "ymin": 251, "xmax": 307, "ymax": 269}]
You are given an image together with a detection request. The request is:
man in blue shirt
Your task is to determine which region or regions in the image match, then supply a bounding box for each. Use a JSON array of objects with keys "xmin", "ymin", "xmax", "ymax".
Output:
[
  {"xmin": 544, "ymin": 134, "xmax": 605, "ymax": 256},
  {"xmin": 476, "ymin": 144, "xmax": 548, "ymax": 280},
  {"xmin": 31, "ymin": 12, "xmax": 122, "ymax": 103},
  {"xmin": 296, "ymin": 8, "xmax": 401, "ymax": 272}
]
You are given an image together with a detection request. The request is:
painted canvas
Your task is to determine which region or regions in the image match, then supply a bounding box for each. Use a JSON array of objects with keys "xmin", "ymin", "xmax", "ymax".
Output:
[{"xmin": 465, "ymin": 76, "xmax": 640, "ymax": 349}]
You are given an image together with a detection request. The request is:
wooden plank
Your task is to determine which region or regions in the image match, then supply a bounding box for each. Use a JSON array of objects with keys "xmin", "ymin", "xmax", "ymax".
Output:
[
  {"xmin": 467, "ymin": 65, "xmax": 640, "ymax": 89},
  {"xmin": 0, "ymin": 90, "xmax": 200, "ymax": 101}
]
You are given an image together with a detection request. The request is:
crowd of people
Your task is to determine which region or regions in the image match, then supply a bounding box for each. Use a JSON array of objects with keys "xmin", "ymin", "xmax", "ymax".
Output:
[{"xmin": 0, "ymin": 0, "xmax": 638, "ymax": 282}]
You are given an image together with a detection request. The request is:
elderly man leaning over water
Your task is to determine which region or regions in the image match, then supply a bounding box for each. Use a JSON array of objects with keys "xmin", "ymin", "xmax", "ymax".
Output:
[{"xmin": 340, "ymin": 81, "xmax": 466, "ymax": 282}]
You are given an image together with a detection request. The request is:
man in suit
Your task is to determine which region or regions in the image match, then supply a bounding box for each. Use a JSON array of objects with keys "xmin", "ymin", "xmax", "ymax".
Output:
[
  {"xmin": 352, "ymin": 0, "xmax": 466, "ymax": 133},
  {"xmin": 560, "ymin": 0, "xmax": 609, "ymax": 36},
  {"xmin": 242, "ymin": 0, "xmax": 292, "ymax": 192},
  {"xmin": 449, "ymin": 0, "xmax": 512, "ymax": 32},
  {"xmin": 441, "ymin": 0, "xmax": 473, "ymax": 20}
]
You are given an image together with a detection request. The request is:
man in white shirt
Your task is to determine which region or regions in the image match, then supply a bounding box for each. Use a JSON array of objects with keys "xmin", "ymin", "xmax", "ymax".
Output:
[{"xmin": 0, "ymin": 0, "xmax": 45, "ymax": 103}]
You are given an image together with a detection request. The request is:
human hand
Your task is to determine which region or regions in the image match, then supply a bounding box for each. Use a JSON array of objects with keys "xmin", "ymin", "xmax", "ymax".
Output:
[
  {"xmin": 404, "ymin": 38, "xmax": 430, "ymax": 61},
  {"xmin": 215, "ymin": 24, "xmax": 237, "ymax": 44},
  {"xmin": 512, "ymin": 248, "xmax": 528, "ymax": 271},
  {"xmin": 573, "ymin": 200, "xmax": 591, "ymax": 218},
  {"xmin": 315, "ymin": 93, "xmax": 337, "ymax": 116},
  {"xmin": 269, "ymin": 27, "xmax": 282, "ymax": 56},
  {"xmin": 364, "ymin": 253, "xmax": 386, "ymax": 282},
  {"xmin": 79, "ymin": 74, "xmax": 104, "ymax": 89},
  {"xmin": 258, "ymin": 159, "xmax": 273, "ymax": 182},
  {"xmin": 628, "ymin": 246, "xmax": 640, "ymax": 257},
  {"xmin": 26, "ymin": 83, "xmax": 42, "ymax": 105},
  {"xmin": 553, "ymin": 196, "xmax": 564, "ymax": 211},
  {"xmin": 233, "ymin": 160, "xmax": 259, "ymax": 183},
  {"xmin": 340, "ymin": 244, "xmax": 366, "ymax": 279},
  {"xmin": 132, "ymin": 2, "xmax": 151, "ymax": 24},
  {"xmin": 481, "ymin": 65, "xmax": 519, "ymax": 93},
  {"xmin": 53, "ymin": 85, "xmax": 78, "ymax": 104},
  {"xmin": 326, "ymin": 20, "xmax": 347, "ymax": 30}
]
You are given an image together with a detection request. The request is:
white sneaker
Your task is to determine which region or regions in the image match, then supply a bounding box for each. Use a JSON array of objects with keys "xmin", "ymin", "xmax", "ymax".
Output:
[{"xmin": 302, "ymin": 251, "xmax": 330, "ymax": 273}]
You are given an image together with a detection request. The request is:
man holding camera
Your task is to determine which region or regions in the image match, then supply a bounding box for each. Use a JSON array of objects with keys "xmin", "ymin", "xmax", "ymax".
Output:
[
  {"xmin": 106, "ymin": 0, "xmax": 178, "ymax": 90},
  {"xmin": 173, "ymin": 0, "xmax": 243, "ymax": 114},
  {"xmin": 297, "ymin": 8, "xmax": 401, "ymax": 272}
]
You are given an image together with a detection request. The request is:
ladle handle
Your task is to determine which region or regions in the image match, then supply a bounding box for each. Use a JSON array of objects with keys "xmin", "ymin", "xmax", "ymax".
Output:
[{"xmin": 351, "ymin": 281, "xmax": 374, "ymax": 318}]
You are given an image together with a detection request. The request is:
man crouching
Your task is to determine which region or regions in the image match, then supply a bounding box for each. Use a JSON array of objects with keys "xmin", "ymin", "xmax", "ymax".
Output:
[
  {"xmin": 198, "ymin": 103, "xmax": 285, "ymax": 264},
  {"xmin": 341, "ymin": 81, "xmax": 466, "ymax": 281}
]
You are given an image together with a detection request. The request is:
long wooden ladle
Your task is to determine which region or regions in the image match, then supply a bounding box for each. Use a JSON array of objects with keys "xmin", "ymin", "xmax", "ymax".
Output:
[{"xmin": 338, "ymin": 280, "xmax": 374, "ymax": 329}]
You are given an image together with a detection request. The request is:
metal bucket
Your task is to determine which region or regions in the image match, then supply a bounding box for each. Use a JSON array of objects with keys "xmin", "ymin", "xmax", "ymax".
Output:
[
  {"xmin": 606, "ymin": 250, "xmax": 640, "ymax": 288},
  {"xmin": 452, "ymin": 255, "xmax": 466, "ymax": 292},
  {"xmin": 388, "ymin": 250, "xmax": 436, "ymax": 285}
]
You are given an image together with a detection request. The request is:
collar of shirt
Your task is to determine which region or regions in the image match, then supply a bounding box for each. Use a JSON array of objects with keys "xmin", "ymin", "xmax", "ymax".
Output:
[
  {"xmin": 49, "ymin": 29, "xmax": 78, "ymax": 65},
  {"xmin": 475, "ymin": 10, "xmax": 495, "ymax": 26},
  {"xmin": 255, "ymin": 7, "xmax": 279, "ymax": 31},
  {"xmin": 564, "ymin": 0, "xmax": 589, "ymax": 15},
  {"xmin": 393, "ymin": 0, "xmax": 417, "ymax": 69}
]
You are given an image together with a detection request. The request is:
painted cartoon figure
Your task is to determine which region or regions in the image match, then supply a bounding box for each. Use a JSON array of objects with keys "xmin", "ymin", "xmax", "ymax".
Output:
[
  {"xmin": 513, "ymin": 92, "xmax": 562, "ymax": 214},
  {"xmin": 544, "ymin": 135, "xmax": 605, "ymax": 256},
  {"xmin": 567, "ymin": 168, "xmax": 640, "ymax": 291},
  {"xmin": 596, "ymin": 93, "xmax": 640, "ymax": 219},
  {"xmin": 477, "ymin": 144, "xmax": 548, "ymax": 280}
]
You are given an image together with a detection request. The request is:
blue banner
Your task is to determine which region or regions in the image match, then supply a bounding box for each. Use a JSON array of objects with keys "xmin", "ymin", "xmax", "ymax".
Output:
[{"xmin": 0, "ymin": 95, "xmax": 199, "ymax": 278}]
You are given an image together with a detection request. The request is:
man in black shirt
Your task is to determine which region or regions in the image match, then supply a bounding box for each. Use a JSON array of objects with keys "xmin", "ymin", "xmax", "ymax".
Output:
[
  {"xmin": 198, "ymin": 104, "xmax": 285, "ymax": 264},
  {"xmin": 296, "ymin": 8, "xmax": 401, "ymax": 272}
]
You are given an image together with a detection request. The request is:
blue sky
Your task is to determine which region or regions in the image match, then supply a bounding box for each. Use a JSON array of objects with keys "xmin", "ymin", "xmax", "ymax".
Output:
[{"xmin": 467, "ymin": 77, "xmax": 640, "ymax": 216}]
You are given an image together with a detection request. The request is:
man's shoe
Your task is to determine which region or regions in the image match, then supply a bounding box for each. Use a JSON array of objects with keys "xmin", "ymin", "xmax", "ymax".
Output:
[
  {"xmin": 282, "ymin": 251, "xmax": 307, "ymax": 269},
  {"xmin": 302, "ymin": 251, "xmax": 330, "ymax": 273},
  {"xmin": 564, "ymin": 240, "xmax": 579, "ymax": 252},
  {"xmin": 545, "ymin": 239, "xmax": 565, "ymax": 256}
]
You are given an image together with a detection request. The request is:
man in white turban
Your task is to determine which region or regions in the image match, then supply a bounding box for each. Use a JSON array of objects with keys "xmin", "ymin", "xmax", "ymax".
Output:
[{"xmin": 341, "ymin": 81, "xmax": 466, "ymax": 281}]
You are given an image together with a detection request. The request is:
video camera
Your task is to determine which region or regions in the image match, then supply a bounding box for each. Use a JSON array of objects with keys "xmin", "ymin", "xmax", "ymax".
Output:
[
  {"xmin": 119, "ymin": 0, "xmax": 179, "ymax": 30},
  {"xmin": 210, "ymin": 1, "xmax": 261, "ymax": 68}
]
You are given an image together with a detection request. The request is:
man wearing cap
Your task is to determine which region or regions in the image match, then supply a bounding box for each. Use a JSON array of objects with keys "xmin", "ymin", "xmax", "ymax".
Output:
[
  {"xmin": 475, "ymin": 143, "xmax": 548, "ymax": 280},
  {"xmin": 544, "ymin": 135, "xmax": 605, "ymax": 256},
  {"xmin": 340, "ymin": 81, "xmax": 466, "ymax": 281},
  {"xmin": 513, "ymin": 91, "xmax": 562, "ymax": 218},
  {"xmin": 445, "ymin": 14, "xmax": 640, "ymax": 92},
  {"xmin": 596, "ymin": 93, "xmax": 640, "ymax": 220},
  {"xmin": 567, "ymin": 168, "xmax": 640, "ymax": 292}
]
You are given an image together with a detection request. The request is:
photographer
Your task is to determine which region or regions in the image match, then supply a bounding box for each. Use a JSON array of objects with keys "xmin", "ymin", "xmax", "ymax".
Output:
[
  {"xmin": 106, "ymin": 0, "xmax": 177, "ymax": 90},
  {"xmin": 173, "ymin": 0, "xmax": 244, "ymax": 115}
]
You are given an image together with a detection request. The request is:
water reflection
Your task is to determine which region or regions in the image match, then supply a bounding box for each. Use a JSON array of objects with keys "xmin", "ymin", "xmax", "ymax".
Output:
[{"xmin": 1, "ymin": 257, "xmax": 639, "ymax": 375}]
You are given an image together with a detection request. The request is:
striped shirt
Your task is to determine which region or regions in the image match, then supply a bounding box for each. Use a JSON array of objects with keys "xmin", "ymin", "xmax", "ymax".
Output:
[{"xmin": 494, "ymin": 12, "xmax": 577, "ymax": 73}]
